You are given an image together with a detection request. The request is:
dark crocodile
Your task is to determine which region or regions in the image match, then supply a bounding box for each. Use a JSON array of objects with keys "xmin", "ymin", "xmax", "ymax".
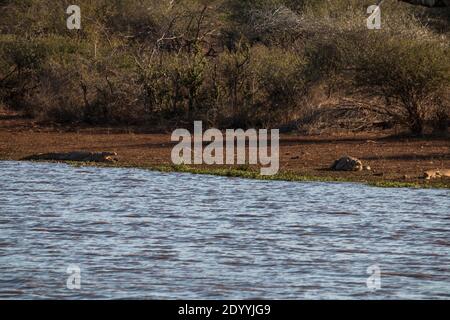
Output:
[{"xmin": 21, "ymin": 152, "xmax": 118, "ymax": 163}]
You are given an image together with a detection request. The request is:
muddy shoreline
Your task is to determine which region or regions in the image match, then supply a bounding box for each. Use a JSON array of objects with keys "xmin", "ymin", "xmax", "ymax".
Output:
[{"xmin": 0, "ymin": 117, "xmax": 449, "ymax": 188}]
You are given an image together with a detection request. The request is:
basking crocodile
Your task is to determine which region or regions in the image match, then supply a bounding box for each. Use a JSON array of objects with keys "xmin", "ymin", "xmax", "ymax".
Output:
[
  {"xmin": 21, "ymin": 151, "xmax": 118, "ymax": 163},
  {"xmin": 331, "ymin": 156, "xmax": 367, "ymax": 172}
]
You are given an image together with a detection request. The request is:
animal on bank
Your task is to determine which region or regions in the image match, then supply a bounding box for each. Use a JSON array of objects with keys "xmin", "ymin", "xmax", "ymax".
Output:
[
  {"xmin": 331, "ymin": 156, "xmax": 371, "ymax": 172},
  {"xmin": 21, "ymin": 151, "xmax": 118, "ymax": 163},
  {"xmin": 423, "ymin": 169, "xmax": 450, "ymax": 180}
]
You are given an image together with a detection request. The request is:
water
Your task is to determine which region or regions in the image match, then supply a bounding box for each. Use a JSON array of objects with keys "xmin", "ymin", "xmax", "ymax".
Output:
[{"xmin": 0, "ymin": 161, "xmax": 449, "ymax": 299}]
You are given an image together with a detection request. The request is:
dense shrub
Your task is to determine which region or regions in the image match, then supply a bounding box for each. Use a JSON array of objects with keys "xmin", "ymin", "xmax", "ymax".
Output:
[
  {"xmin": 350, "ymin": 35, "xmax": 450, "ymax": 135},
  {"xmin": 247, "ymin": 46, "xmax": 307, "ymax": 126},
  {"xmin": 0, "ymin": 37, "xmax": 48, "ymax": 110},
  {"xmin": 0, "ymin": 0, "xmax": 448, "ymax": 132}
]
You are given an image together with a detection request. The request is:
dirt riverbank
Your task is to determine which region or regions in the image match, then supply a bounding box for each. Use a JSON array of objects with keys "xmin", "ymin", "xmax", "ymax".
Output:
[{"xmin": 1, "ymin": 113, "xmax": 449, "ymax": 188}]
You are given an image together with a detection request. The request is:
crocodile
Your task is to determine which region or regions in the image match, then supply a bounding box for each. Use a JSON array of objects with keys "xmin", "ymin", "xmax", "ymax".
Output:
[
  {"xmin": 331, "ymin": 156, "xmax": 365, "ymax": 172},
  {"xmin": 21, "ymin": 151, "xmax": 118, "ymax": 163}
]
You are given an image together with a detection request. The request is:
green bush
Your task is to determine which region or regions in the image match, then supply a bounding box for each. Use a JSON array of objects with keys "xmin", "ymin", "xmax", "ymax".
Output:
[
  {"xmin": 249, "ymin": 46, "xmax": 308, "ymax": 126},
  {"xmin": 350, "ymin": 35, "xmax": 450, "ymax": 134},
  {"xmin": 0, "ymin": 38, "xmax": 47, "ymax": 109}
]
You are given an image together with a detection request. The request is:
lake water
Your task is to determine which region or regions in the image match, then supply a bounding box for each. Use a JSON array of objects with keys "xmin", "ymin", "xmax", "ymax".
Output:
[{"xmin": 0, "ymin": 161, "xmax": 449, "ymax": 299}]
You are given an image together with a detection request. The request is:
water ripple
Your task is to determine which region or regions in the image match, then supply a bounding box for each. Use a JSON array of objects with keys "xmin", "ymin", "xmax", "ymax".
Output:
[{"xmin": 0, "ymin": 161, "xmax": 449, "ymax": 299}]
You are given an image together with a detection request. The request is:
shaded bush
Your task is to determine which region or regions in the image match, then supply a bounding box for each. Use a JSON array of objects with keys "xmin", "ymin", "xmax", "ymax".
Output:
[
  {"xmin": 134, "ymin": 44, "xmax": 309, "ymax": 128},
  {"xmin": 247, "ymin": 46, "xmax": 308, "ymax": 126},
  {"xmin": 0, "ymin": 37, "xmax": 48, "ymax": 110},
  {"xmin": 350, "ymin": 35, "xmax": 450, "ymax": 135}
]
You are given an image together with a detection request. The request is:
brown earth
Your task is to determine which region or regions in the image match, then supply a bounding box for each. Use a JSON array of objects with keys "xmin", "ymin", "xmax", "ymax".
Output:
[{"xmin": 0, "ymin": 110, "xmax": 449, "ymax": 188}]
